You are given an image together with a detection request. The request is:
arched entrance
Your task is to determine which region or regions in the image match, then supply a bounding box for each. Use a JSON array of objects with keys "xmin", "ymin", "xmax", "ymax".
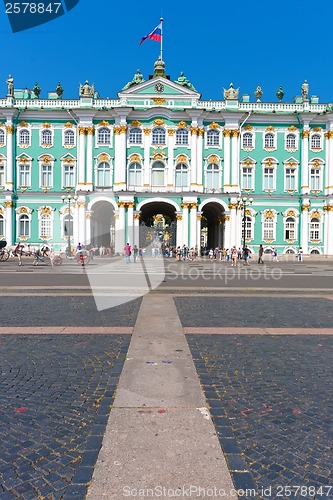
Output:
[
  {"xmin": 201, "ymin": 202, "xmax": 225, "ymax": 249},
  {"xmin": 139, "ymin": 201, "xmax": 177, "ymax": 249},
  {"xmin": 91, "ymin": 201, "xmax": 115, "ymax": 250}
]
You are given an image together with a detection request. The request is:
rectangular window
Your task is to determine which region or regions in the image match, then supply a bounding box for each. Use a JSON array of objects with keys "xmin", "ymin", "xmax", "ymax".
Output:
[
  {"xmin": 0, "ymin": 165, "xmax": 4, "ymax": 186},
  {"xmin": 41, "ymin": 164, "xmax": 52, "ymax": 188},
  {"xmin": 310, "ymin": 169, "xmax": 320, "ymax": 190},
  {"xmin": 242, "ymin": 167, "xmax": 253, "ymax": 190},
  {"xmin": 263, "ymin": 220, "xmax": 274, "ymax": 240},
  {"xmin": 0, "ymin": 217, "xmax": 4, "ymax": 236},
  {"xmin": 64, "ymin": 165, "xmax": 75, "ymax": 188},
  {"xmin": 285, "ymin": 168, "xmax": 296, "ymax": 191},
  {"xmin": 263, "ymin": 167, "xmax": 274, "ymax": 190},
  {"xmin": 19, "ymin": 164, "xmax": 31, "ymax": 187},
  {"xmin": 310, "ymin": 223, "xmax": 320, "ymax": 240}
]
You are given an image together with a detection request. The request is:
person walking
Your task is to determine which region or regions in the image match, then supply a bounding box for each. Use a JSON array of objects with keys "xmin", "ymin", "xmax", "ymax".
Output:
[
  {"xmin": 258, "ymin": 244, "xmax": 264, "ymax": 264},
  {"xmin": 133, "ymin": 245, "xmax": 138, "ymax": 263},
  {"xmin": 272, "ymin": 248, "xmax": 278, "ymax": 262},
  {"xmin": 242, "ymin": 245, "xmax": 251, "ymax": 266},
  {"xmin": 124, "ymin": 242, "xmax": 131, "ymax": 264},
  {"xmin": 231, "ymin": 246, "xmax": 238, "ymax": 267},
  {"xmin": 298, "ymin": 247, "xmax": 303, "ymax": 262}
]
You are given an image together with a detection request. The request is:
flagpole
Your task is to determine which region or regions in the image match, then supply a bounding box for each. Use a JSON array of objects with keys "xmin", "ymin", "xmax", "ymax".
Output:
[{"xmin": 160, "ymin": 17, "xmax": 163, "ymax": 60}]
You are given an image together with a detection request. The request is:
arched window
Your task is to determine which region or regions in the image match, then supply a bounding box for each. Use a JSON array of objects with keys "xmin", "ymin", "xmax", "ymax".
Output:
[
  {"xmin": 0, "ymin": 164, "xmax": 4, "ymax": 186},
  {"xmin": 19, "ymin": 129, "xmax": 30, "ymax": 145},
  {"xmin": 97, "ymin": 127, "xmax": 111, "ymax": 145},
  {"xmin": 263, "ymin": 217, "xmax": 275, "ymax": 240},
  {"xmin": 63, "ymin": 214, "xmax": 73, "ymax": 237},
  {"xmin": 176, "ymin": 129, "xmax": 189, "ymax": 145},
  {"xmin": 175, "ymin": 163, "xmax": 188, "ymax": 188},
  {"xmin": 129, "ymin": 128, "xmax": 142, "ymax": 144},
  {"xmin": 152, "ymin": 127, "xmax": 166, "ymax": 145},
  {"xmin": 206, "ymin": 129, "xmax": 219, "ymax": 146},
  {"xmin": 151, "ymin": 161, "xmax": 165, "ymax": 186},
  {"xmin": 242, "ymin": 132, "xmax": 253, "ymax": 148},
  {"xmin": 286, "ymin": 133, "xmax": 296, "ymax": 149},
  {"xmin": 0, "ymin": 215, "xmax": 4, "ymax": 236},
  {"xmin": 285, "ymin": 217, "xmax": 295, "ymax": 240},
  {"xmin": 310, "ymin": 249, "xmax": 320, "ymax": 254},
  {"xmin": 128, "ymin": 162, "xmax": 142, "ymax": 187},
  {"xmin": 64, "ymin": 129, "xmax": 75, "ymax": 146},
  {"xmin": 242, "ymin": 216, "xmax": 253, "ymax": 241},
  {"xmin": 19, "ymin": 214, "xmax": 30, "ymax": 237},
  {"xmin": 264, "ymin": 133, "xmax": 274, "ymax": 148},
  {"xmin": 206, "ymin": 163, "xmax": 220, "ymax": 189},
  {"xmin": 41, "ymin": 129, "xmax": 52, "ymax": 146},
  {"xmin": 96, "ymin": 162, "xmax": 111, "ymax": 187},
  {"xmin": 311, "ymin": 134, "xmax": 321, "ymax": 149},
  {"xmin": 309, "ymin": 218, "xmax": 320, "ymax": 240},
  {"xmin": 40, "ymin": 214, "xmax": 52, "ymax": 239},
  {"xmin": 0, "ymin": 129, "xmax": 4, "ymax": 144}
]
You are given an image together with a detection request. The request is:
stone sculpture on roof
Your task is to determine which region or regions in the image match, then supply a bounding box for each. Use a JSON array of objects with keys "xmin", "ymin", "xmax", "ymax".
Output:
[
  {"xmin": 223, "ymin": 82, "xmax": 239, "ymax": 100},
  {"xmin": 175, "ymin": 72, "xmax": 197, "ymax": 92},
  {"xmin": 122, "ymin": 70, "xmax": 145, "ymax": 90}
]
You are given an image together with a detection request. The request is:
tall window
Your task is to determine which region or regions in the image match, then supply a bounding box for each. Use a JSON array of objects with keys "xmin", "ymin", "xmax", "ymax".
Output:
[
  {"xmin": 40, "ymin": 214, "xmax": 52, "ymax": 239},
  {"xmin": 0, "ymin": 164, "xmax": 4, "ymax": 186},
  {"xmin": 151, "ymin": 161, "xmax": 165, "ymax": 186},
  {"xmin": 19, "ymin": 129, "xmax": 30, "ymax": 145},
  {"xmin": 206, "ymin": 129, "xmax": 219, "ymax": 146},
  {"xmin": 0, "ymin": 215, "xmax": 4, "ymax": 237},
  {"xmin": 97, "ymin": 127, "xmax": 111, "ymax": 144},
  {"xmin": 285, "ymin": 168, "xmax": 296, "ymax": 191},
  {"xmin": 263, "ymin": 167, "xmax": 275, "ymax": 190},
  {"xmin": 311, "ymin": 134, "xmax": 321, "ymax": 149},
  {"xmin": 64, "ymin": 129, "xmax": 75, "ymax": 145},
  {"xmin": 242, "ymin": 132, "xmax": 253, "ymax": 148},
  {"xmin": 242, "ymin": 167, "xmax": 253, "ymax": 190},
  {"xmin": 19, "ymin": 214, "xmax": 30, "ymax": 237},
  {"xmin": 242, "ymin": 216, "xmax": 253, "ymax": 240},
  {"xmin": 0, "ymin": 129, "xmax": 4, "ymax": 145},
  {"xmin": 285, "ymin": 217, "xmax": 295, "ymax": 240},
  {"xmin": 175, "ymin": 163, "xmax": 188, "ymax": 188},
  {"xmin": 128, "ymin": 162, "xmax": 142, "ymax": 187},
  {"xmin": 206, "ymin": 163, "xmax": 220, "ymax": 189},
  {"xmin": 129, "ymin": 128, "xmax": 142, "ymax": 144},
  {"xmin": 96, "ymin": 162, "xmax": 111, "ymax": 187},
  {"xmin": 63, "ymin": 164, "xmax": 75, "ymax": 188},
  {"xmin": 310, "ymin": 168, "xmax": 321, "ymax": 190},
  {"xmin": 63, "ymin": 215, "xmax": 73, "ymax": 237},
  {"xmin": 286, "ymin": 134, "xmax": 296, "ymax": 149},
  {"xmin": 152, "ymin": 127, "xmax": 166, "ymax": 145},
  {"xmin": 19, "ymin": 164, "xmax": 31, "ymax": 187},
  {"xmin": 176, "ymin": 129, "xmax": 189, "ymax": 145},
  {"xmin": 264, "ymin": 133, "xmax": 274, "ymax": 148},
  {"xmin": 263, "ymin": 217, "xmax": 274, "ymax": 240},
  {"xmin": 309, "ymin": 218, "xmax": 320, "ymax": 240},
  {"xmin": 41, "ymin": 129, "xmax": 52, "ymax": 146},
  {"xmin": 41, "ymin": 164, "xmax": 52, "ymax": 188}
]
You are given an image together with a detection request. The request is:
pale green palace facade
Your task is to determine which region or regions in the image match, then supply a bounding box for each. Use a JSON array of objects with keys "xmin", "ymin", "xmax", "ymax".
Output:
[{"xmin": 1, "ymin": 59, "xmax": 333, "ymax": 255}]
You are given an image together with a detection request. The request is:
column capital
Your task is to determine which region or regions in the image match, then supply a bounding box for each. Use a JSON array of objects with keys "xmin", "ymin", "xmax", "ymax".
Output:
[
  {"xmin": 78, "ymin": 126, "xmax": 87, "ymax": 135},
  {"xmin": 301, "ymin": 203, "xmax": 311, "ymax": 211},
  {"xmin": 302, "ymin": 130, "xmax": 310, "ymax": 139},
  {"xmin": 143, "ymin": 128, "xmax": 151, "ymax": 136},
  {"xmin": 5, "ymin": 125, "xmax": 14, "ymax": 134},
  {"xmin": 4, "ymin": 201, "xmax": 13, "ymax": 208}
]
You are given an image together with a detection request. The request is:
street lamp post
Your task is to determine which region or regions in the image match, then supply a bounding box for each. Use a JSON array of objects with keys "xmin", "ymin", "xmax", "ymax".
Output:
[
  {"xmin": 237, "ymin": 196, "xmax": 253, "ymax": 249},
  {"xmin": 61, "ymin": 194, "xmax": 78, "ymax": 255}
]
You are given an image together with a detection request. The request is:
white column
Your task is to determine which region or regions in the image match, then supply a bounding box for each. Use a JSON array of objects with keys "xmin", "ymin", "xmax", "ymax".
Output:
[
  {"xmin": 196, "ymin": 129, "xmax": 204, "ymax": 190},
  {"xmin": 167, "ymin": 130, "xmax": 175, "ymax": 187},
  {"xmin": 223, "ymin": 130, "xmax": 231, "ymax": 192},
  {"xmin": 229, "ymin": 201, "xmax": 238, "ymax": 248},
  {"xmin": 134, "ymin": 213, "xmax": 140, "ymax": 247},
  {"xmin": 224, "ymin": 215, "xmax": 231, "ymax": 250},
  {"xmin": 189, "ymin": 203, "xmax": 197, "ymax": 247},
  {"xmin": 78, "ymin": 200, "xmax": 86, "ymax": 245},
  {"xmin": 176, "ymin": 214, "xmax": 183, "ymax": 247},
  {"xmin": 115, "ymin": 203, "xmax": 126, "ymax": 253},
  {"xmin": 190, "ymin": 127, "xmax": 197, "ymax": 188},
  {"xmin": 4, "ymin": 201, "xmax": 13, "ymax": 244},
  {"xmin": 181, "ymin": 203, "xmax": 189, "ymax": 246},
  {"xmin": 325, "ymin": 131, "xmax": 333, "ymax": 195},
  {"xmin": 73, "ymin": 202, "xmax": 79, "ymax": 247},
  {"xmin": 196, "ymin": 213, "xmax": 202, "ymax": 250},
  {"xmin": 143, "ymin": 128, "xmax": 151, "ymax": 187},
  {"xmin": 86, "ymin": 128, "xmax": 94, "ymax": 189},
  {"xmin": 127, "ymin": 202, "xmax": 134, "ymax": 246},
  {"xmin": 77, "ymin": 127, "xmax": 86, "ymax": 188},
  {"xmin": 301, "ymin": 130, "xmax": 309, "ymax": 194},
  {"xmin": 300, "ymin": 203, "xmax": 310, "ymax": 254},
  {"xmin": 5, "ymin": 124, "xmax": 14, "ymax": 190},
  {"xmin": 324, "ymin": 206, "xmax": 333, "ymax": 254},
  {"xmin": 231, "ymin": 129, "xmax": 240, "ymax": 189},
  {"xmin": 86, "ymin": 213, "xmax": 92, "ymax": 245},
  {"xmin": 113, "ymin": 125, "xmax": 128, "ymax": 191}
]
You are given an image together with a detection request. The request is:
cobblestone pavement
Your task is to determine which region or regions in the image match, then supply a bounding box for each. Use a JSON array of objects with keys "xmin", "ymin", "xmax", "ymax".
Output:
[
  {"xmin": 175, "ymin": 297, "xmax": 333, "ymax": 328},
  {"xmin": 187, "ymin": 334, "xmax": 333, "ymax": 499},
  {"xmin": 0, "ymin": 334, "xmax": 130, "ymax": 499},
  {"xmin": 0, "ymin": 297, "xmax": 141, "ymax": 327}
]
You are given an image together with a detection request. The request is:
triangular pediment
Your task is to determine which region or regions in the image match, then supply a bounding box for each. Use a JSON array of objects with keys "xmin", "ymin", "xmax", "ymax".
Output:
[{"xmin": 118, "ymin": 76, "xmax": 200, "ymax": 100}]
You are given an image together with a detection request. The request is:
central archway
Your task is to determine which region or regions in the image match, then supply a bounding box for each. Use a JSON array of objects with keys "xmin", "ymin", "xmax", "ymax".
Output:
[
  {"xmin": 91, "ymin": 201, "xmax": 115, "ymax": 250},
  {"xmin": 138, "ymin": 201, "xmax": 177, "ymax": 248},
  {"xmin": 200, "ymin": 201, "xmax": 225, "ymax": 249}
]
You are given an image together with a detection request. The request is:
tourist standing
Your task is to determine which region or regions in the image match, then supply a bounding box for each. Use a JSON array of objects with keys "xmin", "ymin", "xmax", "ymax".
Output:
[{"xmin": 258, "ymin": 244, "xmax": 264, "ymax": 264}]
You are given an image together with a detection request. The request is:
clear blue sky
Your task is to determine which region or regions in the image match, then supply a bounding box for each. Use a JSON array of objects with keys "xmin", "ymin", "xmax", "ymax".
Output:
[{"xmin": 1, "ymin": 0, "xmax": 332, "ymax": 103}]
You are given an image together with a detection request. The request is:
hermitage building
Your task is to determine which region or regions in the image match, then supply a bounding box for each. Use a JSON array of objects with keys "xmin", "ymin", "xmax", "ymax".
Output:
[{"xmin": 1, "ymin": 58, "xmax": 333, "ymax": 255}]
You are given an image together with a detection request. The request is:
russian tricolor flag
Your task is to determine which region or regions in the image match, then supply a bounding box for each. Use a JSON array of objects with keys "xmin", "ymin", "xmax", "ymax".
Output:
[{"xmin": 140, "ymin": 22, "xmax": 162, "ymax": 45}]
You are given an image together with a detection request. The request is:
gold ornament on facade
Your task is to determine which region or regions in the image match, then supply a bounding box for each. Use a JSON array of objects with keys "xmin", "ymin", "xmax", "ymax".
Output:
[
  {"xmin": 264, "ymin": 210, "xmax": 274, "ymax": 219},
  {"xmin": 99, "ymin": 153, "xmax": 109, "ymax": 162},
  {"xmin": 64, "ymin": 122, "xmax": 73, "ymax": 128},
  {"xmin": 40, "ymin": 207, "xmax": 52, "ymax": 215},
  {"xmin": 288, "ymin": 125, "xmax": 297, "ymax": 131},
  {"xmin": 244, "ymin": 159, "xmax": 254, "ymax": 166},
  {"xmin": 168, "ymin": 129, "xmax": 175, "ymax": 136},
  {"xmin": 244, "ymin": 124, "xmax": 253, "ymax": 130},
  {"xmin": 311, "ymin": 210, "xmax": 321, "ymax": 219},
  {"xmin": 223, "ymin": 129, "xmax": 231, "ymax": 137},
  {"xmin": 127, "ymin": 202, "xmax": 135, "ymax": 209},
  {"xmin": 152, "ymin": 98, "xmax": 166, "ymax": 105},
  {"xmin": 231, "ymin": 129, "xmax": 240, "ymax": 137},
  {"xmin": 42, "ymin": 155, "xmax": 51, "ymax": 164},
  {"xmin": 154, "ymin": 119, "xmax": 164, "ymax": 126},
  {"xmin": 197, "ymin": 214, "xmax": 202, "ymax": 221},
  {"xmin": 176, "ymin": 214, "xmax": 183, "ymax": 220},
  {"xmin": 19, "ymin": 121, "xmax": 29, "ymax": 128},
  {"xmin": 19, "ymin": 157, "xmax": 29, "ymax": 164},
  {"xmin": 209, "ymin": 155, "xmax": 219, "ymax": 164},
  {"xmin": 134, "ymin": 213, "xmax": 141, "ymax": 220},
  {"xmin": 198, "ymin": 128, "xmax": 204, "ymax": 136},
  {"xmin": 86, "ymin": 213, "xmax": 92, "ymax": 219},
  {"xmin": 119, "ymin": 125, "xmax": 128, "ymax": 134},
  {"xmin": 177, "ymin": 154, "xmax": 188, "ymax": 164},
  {"xmin": 287, "ymin": 210, "xmax": 295, "ymax": 217},
  {"xmin": 301, "ymin": 204, "xmax": 311, "ymax": 211},
  {"xmin": 266, "ymin": 126, "xmax": 275, "ymax": 131},
  {"xmin": 312, "ymin": 159, "xmax": 320, "ymax": 168},
  {"xmin": 265, "ymin": 158, "xmax": 274, "ymax": 167},
  {"xmin": 190, "ymin": 126, "xmax": 198, "ymax": 135},
  {"xmin": 129, "ymin": 154, "xmax": 141, "ymax": 163},
  {"xmin": 245, "ymin": 209, "xmax": 252, "ymax": 216},
  {"xmin": 130, "ymin": 120, "xmax": 142, "ymax": 127},
  {"xmin": 209, "ymin": 122, "xmax": 220, "ymax": 130},
  {"xmin": 63, "ymin": 157, "xmax": 74, "ymax": 164},
  {"xmin": 143, "ymin": 128, "xmax": 151, "ymax": 136},
  {"xmin": 4, "ymin": 201, "xmax": 13, "ymax": 208},
  {"xmin": 0, "ymin": 207, "xmax": 3, "ymax": 215},
  {"xmin": 302, "ymin": 130, "xmax": 310, "ymax": 139},
  {"xmin": 325, "ymin": 131, "xmax": 333, "ymax": 139},
  {"xmin": 224, "ymin": 215, "xmax": 230, "ymax": 221},
  {"xmin": 86, "ymin": 127, "xmax": 95, "ymax": 135},
  {"xmin": 42, "ymin": 122, "xmax": 51, "ymax": 129},
  {"xmin": 324, "ymin": 205, "xmax": 333, "ymax": 211},
  {"xmin": 313, "ymin": 127, "xmax": 322, "ymax": 132},
  {"xmin": 78, "ymin": 127, "xmax": 87, "ymax": 135},
  {"xmin": 153, "ymin": 153, "xmax": 164, "ymax": 160},
  {"xmin": 228, "ymin": 203, "xmax": 238, "ymax": 210},
  {"xmin": 77, "ymin": 201, "xmax": 87, "ymax": 209},
  {"xmin": 181, "ymin": 202, "xmax": 190, "ymax": 209},
  {"xmin": 113, "ymin": 126, "xmax": 121, "ymax": 135},
  {"xmin": 177, "ymin": 121, "xmax": 188, "ymax": 129},
  {"xmin": 19, "ymin": 207, "xmax": 28, "ymax": 213},
  {"xmin": 99, "ymin": 120, "xmax": 110, "ymax": 127},
  {"xmin": 6, "ymin": 125, "xmax": 14, "ymax": 134},
  {"xmin": 118, "ymin": 201, "xmax": 126, "ymax": 208}
]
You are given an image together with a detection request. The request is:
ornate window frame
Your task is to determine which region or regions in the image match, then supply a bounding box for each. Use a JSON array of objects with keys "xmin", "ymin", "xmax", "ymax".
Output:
[
  {"xmin": 263, "ymin": 128, "xmax": 276, "ymax": 151},
  {"xmin": 309, "ymin": 158, "xmax": 323, "ymax": 193},
  {"xmin": 15, "ymin": 206, "xmax": 33, "ymax": 240},
  {"xmin": 206, "ymin": 129, "xmax": 220, "ymax": 148},
  {"xmin": 61, "ymin": 154, "xmax": 77, "ymax": 189},
  {"xmin": 284, "ymin": 158, "xmax": 299, "ymax": 192},
  {"xmin": 0, "ymin": 126, "xmax": 6, "ymax": 148},
  {"xmin": 127, "ymin": 159, "xmax": 142, "ymax": 189},
  {"xmin": 96, "ymin": 121, "xmax": 112, "ymax": 147},
  {"xmin": 175, "ymin": 128, "xmax": 189, "ymax": 146},
  {"xmin": 128, "ymin": 127, "xmax": 143, "ymax": 145},
  {"xmin": 240, "ymin": 157, "xmax": 255, "ymax": 191},
  {"xmin": 95, "ymin": 152, "xmax": 113, "ymax": 188},
  {"xmin": 242, "ymin": 131, "xmax": 254, "ymax": 150},
  {"xmin": 18, "ymin": 127, "xmax": 31, "ymax": 148},
  {"xmin": 174, "ymin": 155, "xmax": 189, "ymax": 190},
  {"xmin": 38, "ymin": 154, "xmax": 54, "ymax": 190},
  {"xmin": 204, "ymin": 154, "xmax": 222, "ymax": 192},
  {"xmin": 262, "ymin": 157, "xmax": 277, "ymax": 192},
  {"xmin": 152, "ymin": 126, "xmax": 166, "ymax": 145},
  {"xmin": 151, "ymin": 160, "xmax": 166, "ymax": 186},
  {"xmin": 310, "ymin": 131, "xmax": 322, "ymax": 151},
  {"xmin": 63, "ymin": 127, "xmax": 76, "ymax": 148},
  {"xmin": 40, "ymin": 127, "xmax": 53, "ymax": 148},
  {"xmin": 0, "ymin": 155, "xmax": 6, "ymax": 187},
  {"xmin": 242, "ymin": 208, "xmax": 256, "ymax": 242},
  {"xmin": 16, "ymin": 154, "xmax": 32, "ymax": 189},
  {"xmin": 285, "ymin": 132, "xmax": 298, "ymax": 152},
  {"xmin": 309, "ymin": 210, "xmax": 323, "ymax": 243},
  {"xmin": 261, "ymin": 209, "xmax": 278, "ymax": 243},
  {"xmin": 37, "ymin": 206, "xmax": 54, "ymax": 240}
]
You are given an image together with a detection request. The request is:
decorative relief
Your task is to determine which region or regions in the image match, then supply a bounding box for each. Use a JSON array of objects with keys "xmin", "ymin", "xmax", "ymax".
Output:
[
  {"xmin": 152, "ymin": 98, "xmax": 166, "ymax": 105},
  {"xmin": 190, "ymin": 126, "xmax": 198, "ymax": 135},
  {"xmin": 198, "ymin": 128, "xmax": 205, "ymax": 136},
  {"xmin": 181, "ymin": 202, "xmax": 190, "ymax": 209},
  {"xmin": 119, "ymin": 125, "xmax": 128, "ymax": 134},
  {"xmin": 209, "ymin": 122, "xmax": 220, "ymax": 129},
  {"xmin": 0, "ymin": 207, "xmax": 3, "ymax": 214},
  {"xmin": 313, "ymin": 127, "xmax": 322, "ymax": 132},
  {"xmin": 63, "ymin": 157, "xmax": 74, "ymax": 164},
  {"xmin": 154, "ymin": 119, "xmax": 164, "ymax": 126},
  {"xmin": 86, "ymin": 127, "xmax": 95, "ymax": 135},
  {"xmin": 113, "ymin": 126, "xmax": 121, "ymax": 135},
  {"xmin": 264, "ymin": 158, "xmax": 274, "ymax": 167},
  {"xmin": 19, "ymin": 157, "xmax": 30, "ymax": 164},
  {"xmin": 312, "ymin": 159, "xmax": 321, "ymax": 168},
  {"xmin": 176, "ymin": 214, "xmax": 183, "ymax": 220},
  {"xmin": 129, "ymin": 154, "xmax": 141, "ymax": 162},
  {"xmin": 168, "ymin": 129, "xmax": 175, "ymax": 136},
  {"xmin": 287, "ymin": 210, "xmax": 295, "ymax": 217},
  {"xmin": 311, "ymin": 210, "xmax": 321, "ymax": 219},
  {"xmin": 153, "ymin": 153, "xmax": 164, "ymax": 160},
  {"xmin": 197, "ymin": 214, "xmax": 202, "ymax": 220},
  {"xmin": 264, "ymin": 210, "xmax": 274, "ymax": 219},
  {"xmin": 77, "ymin": 202, "xmax": 87, "ymax": 209},
  {"xmin": 78, "ymin": 127, "xmax": 87, "ymax": 135},
  {"xmin": 302, "ymin": 204, "xmax": 311, "ymax": 211},
  {"xmin": 244, "ymin": 124, "xmax": 253, "ymax": 130},
  {"xmin": 177, "ymin": 121, "xmax": 188, "ymax": 129},
  {"xmin": 19, "ymin": 121, "xmax": 29, "ymax": 128},
  {"xmin": 40, "ymin": 207, "xmax": 52, "ymax": 215},
  {"xmin": 6, "ymin": 125, "xmax": 14, "ymax": 134},
  {"xmin": 42, "ymin": 155, "xmax": 52, "ymax": 164},
  {"xmin": 64, "ymin": 122, "xmax": 73, "ymax": 128},
  {"xmin": 42, "ymin": 122, "xmax": 51, "ymax": 128},
  {"xmin": 134, "ymin": 213, "xmax": 141, "ymax": 220},
  {"xmin": 127, "ymin": 202, "xmax": 135, "ymax": 209},
  {"xmin": 266, "ymin": 126, "xmax": 275, "ymax": 131},
  {"xmin": 131, "ymin": 120, "xmax": 142, "ymax": 127},
  {"xmin": 288, "ymin": 125, "xmax": 297, "ymax": 131},
  {"xmin": 324, "ymin": 205, "xmax": 333, "ymax": 211},
  {"xmin": 245, "ymin": 209, "xmax": 252, "ymax": 216},
  {"xmin": 143, "ymin": 128, "xmax": 151, "ymax": 136},
  {"xmin": 4, "ymin": 201, "xmax": 13, "ymax": 208},
  {"xmin": 228, "ymin": 203, "xmax": 238, "ymax": 210},
  {"xmin": 224, "ymin": 215, "xmax": 230, "ymax": 221},
  {"xmin": 209, "ymin": 155, "xmax": 219, "ymax": 164},
  {"xmin": 99, "ymin": 120, "xmax": 110, "ymax": 127},
  {"xmin": 223, "ymin": 130, "xmax": 231, "ymax": 137},
  {"xmin": 325, "ymin": 131, "xmax": 333, "ymax": 139},
  {"xmin": 231, "ymin": 129, "xmax": 240, "ymax": 137},
  {"xmin": 302, "ymin": 130, "xmax": 310, "ymax": 139},
  {"xmin": 177, "ymin": 154, "xmax": 188, "ymax": 164}
]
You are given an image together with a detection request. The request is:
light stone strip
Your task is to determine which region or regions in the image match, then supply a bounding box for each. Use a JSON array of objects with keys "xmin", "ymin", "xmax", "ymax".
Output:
[
  {"xmin": 184, "ymin": 327, "xmax": 333, "ymax": 335},
  {"xmin": 87, "ymin": 295, "xmax": 236, "ymax": 499},
  {"xmin": 0, "ymin": 327, "xmax": 133, "ymax": 334}
]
